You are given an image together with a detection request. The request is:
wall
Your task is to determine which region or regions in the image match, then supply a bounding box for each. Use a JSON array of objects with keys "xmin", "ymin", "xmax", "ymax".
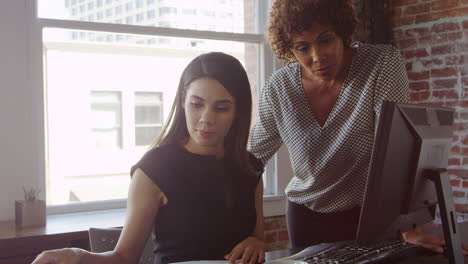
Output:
[
  {"xmin": 0, "ymin": 0, "xmax": 45, "ymax": 221},
  {"xmin": 389, "ymin": 0, "xmax": 468, "ymax": 221}
]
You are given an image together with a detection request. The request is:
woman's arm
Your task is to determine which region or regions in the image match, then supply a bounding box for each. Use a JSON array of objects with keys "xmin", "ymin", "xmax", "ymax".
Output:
[
  {"xmin": 33, "ymin": 168, "xmax": 167, "ymax": 264},
  {"xmin": 248, "ymin": 81, "xmax": 283, "ymax": 165}
]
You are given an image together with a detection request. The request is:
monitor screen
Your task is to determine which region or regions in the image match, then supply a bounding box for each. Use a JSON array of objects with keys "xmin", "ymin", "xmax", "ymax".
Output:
[{"xmin": 356, "ymin": 101, "xmax": 454, "ymax": 243}]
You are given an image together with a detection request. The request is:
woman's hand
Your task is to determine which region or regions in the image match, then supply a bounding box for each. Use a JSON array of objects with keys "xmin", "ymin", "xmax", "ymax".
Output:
[
  {"xmin": 224, "ymin": 236, "xmax": 265, "ymax": 264},
  {"xmin": 31, "ymin": 248, "xmax": 83, "ymax": 264},
  {"xmin": 402, "ymin": 227, "xmax": 468, "ymax": 255}
]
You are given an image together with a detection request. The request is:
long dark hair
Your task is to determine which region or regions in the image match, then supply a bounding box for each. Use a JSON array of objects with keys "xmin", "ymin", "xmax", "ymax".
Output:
[{"xmin": 150, "ymin": 52, "xmax": 259, "ymax": 177}]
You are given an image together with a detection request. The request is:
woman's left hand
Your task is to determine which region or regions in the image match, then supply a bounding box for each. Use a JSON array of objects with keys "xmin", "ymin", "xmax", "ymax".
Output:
[
  {"xmin": 402, "ymin": 227, "xmax": 468, "ymax": 255},
  {"xmin": 224, "ymin": 236, "xmax": 265, "ymax": 264}
]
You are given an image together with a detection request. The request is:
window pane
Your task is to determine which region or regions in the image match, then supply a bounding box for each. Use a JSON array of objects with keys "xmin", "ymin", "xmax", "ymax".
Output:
[
  {"xmin": 37, "ymin": 0, "xmax": 257, "ymax": 34},
  {"xmin": 43, "ymin": 28, "xmax": 260, "ymax": 205},
  {"xmin": 135, "ymin": 126, "xmax": 161, "ymax": 146},
  {"xmin": 90, "ymin": 91, "xmax": 122, "ymax": 148},
  {"xmin": 135, "ymin": 92, "xmax": 163, "ymax": 125}
]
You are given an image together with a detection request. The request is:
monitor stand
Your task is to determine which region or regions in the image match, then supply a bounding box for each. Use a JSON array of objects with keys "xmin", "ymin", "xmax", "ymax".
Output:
[{"xmin": 426, "ymin": 168, "xmax": 464, "ymax": 264}]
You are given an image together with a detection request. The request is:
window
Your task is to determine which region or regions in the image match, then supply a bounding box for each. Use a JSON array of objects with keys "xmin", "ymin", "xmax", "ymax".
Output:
[
  {"xmin": 97, "ymin": 0, "xmax": 103, "ymax": 8},
  {"xmin": 90, "ymin": 91, "xmax": 123, "ymax": 149},
  {"xmin": 34, "ymin": 0, "xmax": 282, "ymax": 215},
  {"xmin": 134, "ymin": 92, "xmax": 163, "ymax": 146},
  {"xmin": 115, "ymin": 6, "xmax": 122, "ymax": 15},
  {"xmin": 147, "ymin": 10, "xmax": 155, "ymax": 19},
  {"xmin": 106, "ymin": 8, "xmax": 113, "ymax": 17},
  {"xmin": 125, "ymin": 2, "xmax": 133, "ymax": 11},
  {"xmin": 182, "ymin": 8, "xmax": 196, "ymax": 16},
  {"xmin": 125, "ymin": 16, "xmax": 133, "ymax": 24},
  {"xmin": 136, "ymin": 0, "xmax": 144, "ymax": 9},
  {"xmin": 136, "ymin": 13, "xmax": 144, "ymax": 22},
  {"xmin": 159, "ymin": 7, "xmax": 176, "ymax": 16}
]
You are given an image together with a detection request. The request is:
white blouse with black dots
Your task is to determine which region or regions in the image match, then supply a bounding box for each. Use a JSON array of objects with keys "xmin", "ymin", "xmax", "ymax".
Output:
[{"xmin": 248, "ymin": 42, "xmax": 410, "ymax": 213}]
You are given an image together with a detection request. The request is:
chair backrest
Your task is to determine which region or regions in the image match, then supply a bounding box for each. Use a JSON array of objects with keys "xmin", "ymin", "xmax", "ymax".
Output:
[{"xmin": 88, "ymin": 227, "xmax": 155, "ymax": 264}]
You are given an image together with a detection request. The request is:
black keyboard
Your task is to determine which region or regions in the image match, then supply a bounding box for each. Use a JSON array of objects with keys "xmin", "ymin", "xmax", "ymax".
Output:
[{"xmin": 300, "ymin": 240, "xmax": 429, "ymax": 264}]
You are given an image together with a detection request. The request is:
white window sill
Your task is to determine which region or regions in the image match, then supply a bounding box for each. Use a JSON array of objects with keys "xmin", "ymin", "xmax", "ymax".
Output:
[{"xmin": 47, "ymin": 195, "xmax": 287, "ymax": 218}]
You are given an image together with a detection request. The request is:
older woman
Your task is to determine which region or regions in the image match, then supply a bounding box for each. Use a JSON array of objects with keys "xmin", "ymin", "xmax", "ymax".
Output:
[{"xmin": 249, "ymin": 0, "xmax": 467, "ymax": 254}]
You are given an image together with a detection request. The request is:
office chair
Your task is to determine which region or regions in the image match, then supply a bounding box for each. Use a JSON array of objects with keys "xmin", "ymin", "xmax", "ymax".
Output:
[{"xmin": 88, "ymin": 227, "xmax": 155, "ymax": 264}]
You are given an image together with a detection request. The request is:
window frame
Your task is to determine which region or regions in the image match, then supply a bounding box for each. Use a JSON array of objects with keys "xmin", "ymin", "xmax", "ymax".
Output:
[{"xmin": 30, "ymin": 0, "xmax": 289, "ymax": 217}]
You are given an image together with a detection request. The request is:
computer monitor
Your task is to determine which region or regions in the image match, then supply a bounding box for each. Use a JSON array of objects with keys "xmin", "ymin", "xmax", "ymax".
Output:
[{"xmin": 356, "ymin": 101, "xmax": 463, "ymax": 263}]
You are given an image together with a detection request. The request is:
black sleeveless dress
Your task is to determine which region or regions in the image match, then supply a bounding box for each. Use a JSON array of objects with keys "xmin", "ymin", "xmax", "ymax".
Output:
[{"xmin": 131, "ymin": 143, "xmax": 262, "ymax": 264}]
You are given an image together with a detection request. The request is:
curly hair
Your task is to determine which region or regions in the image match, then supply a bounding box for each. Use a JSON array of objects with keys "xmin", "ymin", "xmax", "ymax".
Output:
[{"xmin": 267, "ymin": 0, "xmax": 358, "ymax": 64}]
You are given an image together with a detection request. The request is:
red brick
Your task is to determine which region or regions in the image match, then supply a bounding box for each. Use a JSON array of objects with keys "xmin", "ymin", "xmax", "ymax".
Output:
[
  {"xmin": 392, "ymin": 0, "xmax": 419, "ymax": 7},
  {"xmin": 432, "ymin": 89, "xmax": 459, "ymax": 99},
  {"xmin": 408, "ymin": 71, "xmax": 430, "ymax": 81},
  {"xmin": 432, "ymin": 33, "xmax": 449, "ymax": 44},
  {"xmin": 393, "ymin": 29, "xmax": 404, "ymax": 40},
  {"xmin": 431, "ymin": 0, "xmax": 459, "ymax": 11},
  {"xmin": 448, "ymin": 32, "xmax": 463, "ymax": 41},
  {"xmin": 431, "ymin": 67, "xmax": 458, "ymax": 78},
  {"xmin": 463, "ymin": 147, "xmax": 468, "ymax": 155},
  {"xmin": 432, "ymin": 32, "xmax": 463, "ymax": 44},
  {"xmin": 410, "ymin": 91, "xmax": 430, "ymax": 101},
  {"xmin": 448, "ymin": 158, "xmax": 461, "ymax": 166},
  {"xmin": 462, "ymin": 135, "xmax": 468, "ymax": 144},
  {"xmin": 431, "ymin": 44, "xmax": 458, "ymax": 55},
  {"xmin": 446, "ymin": 55, "xmax": 466, "ymax": 65},
  {"xmin": 391, "ymin": 7, "xmax": 402, "ymax": 18},
  {"xmin": 448, "ymin": 169, "xmax": 468, "ymax": 179},
  {"xmin": 450, "ymin": 179, "xmax": 461, "ymax": 186},
  {"xmin": 453, "ymin": 191, "xmax": 465, "ymax": 198},
  {"xmin": 409, "ymin": 81, "xmax": 429, "ymax": 91},
  {"xmin": 454, "ymin": 123, "xmax": 468, "ymax": 132},
  {"xmin": 405, "ymin": 27, "xmax": 430, "ymax": 38},
  {"xmin": 463, "ymin": 180, "xmax": 468, "ymax": 188},
  {"xmin": 452, "ymin": 145, "xmax": 461, "ymax": 154},
  {"xmin": 392, "ymin": 17, "xmax": 415, "ymax": 28},
  {"xmin": 398, "ymin": 38, "xmax": 418, "ymax": 49},
  {"xmin": 264, "ymin": 231, "xmax": 277, "ymax": 243},
  {"xmin": 405, "ymin": 62, "xmax": 413, "ymax": 71},
  {"xmin": 463, "ymin": 77, "xmax": 468, "ymax": 87},
  {"xmin": 278, "ymin": 230, "xmax": 289, "ymax": 241},
  {"xmin": 415, "ymin": 13, "xmax": 434, "ymax": 24},
  {"xmin": 417, "ymin": 9, "xmax": 466, "ymax": 24},
  {"xmin": 404, "ymin": 48, "xmax": 429, "ymax": 59},
  {"xmin": 403, "ymin": 3, "xmax": 431, "ymax": 16},
  {"xmin": 432, "ymin": 22, "xmax": 461, "ymax": 33},
  {"xmin": 264, "ymin": 219, "xmax": 281, "ymax": 231},
  {"xmin": 454, "ymin": 203, "xmax": 467, "ymax": 213},
  {"xmin": 421, "ymin": 58, "xmax": 443, "ymax": 67},
  {"xmin": 463, "ymin": 20, "xmax": 468, "ymax": 29},
  {"xmin": 432, "ymin": 79, "xmax": 458, "ymax": 90},
  {"xmin": 418, "ymin": 35, "xmax": 432, "ymax": 45}
]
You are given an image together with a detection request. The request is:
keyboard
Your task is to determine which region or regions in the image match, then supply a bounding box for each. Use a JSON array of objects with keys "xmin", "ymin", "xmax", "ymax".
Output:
[{"xmin": 298, "ymin": 240, "xmax": 430, "ymax": 264}]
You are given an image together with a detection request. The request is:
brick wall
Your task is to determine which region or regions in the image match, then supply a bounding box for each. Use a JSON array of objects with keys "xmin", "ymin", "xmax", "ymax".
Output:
[{"xmin": 388, "ymin": 0, "xmax": 468, "ymax": 222}]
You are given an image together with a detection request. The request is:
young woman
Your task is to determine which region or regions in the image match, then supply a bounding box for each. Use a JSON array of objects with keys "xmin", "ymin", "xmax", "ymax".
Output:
[{"xmin": 33, "ymin": 52, "xmax": 265, "ymax": 264}]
